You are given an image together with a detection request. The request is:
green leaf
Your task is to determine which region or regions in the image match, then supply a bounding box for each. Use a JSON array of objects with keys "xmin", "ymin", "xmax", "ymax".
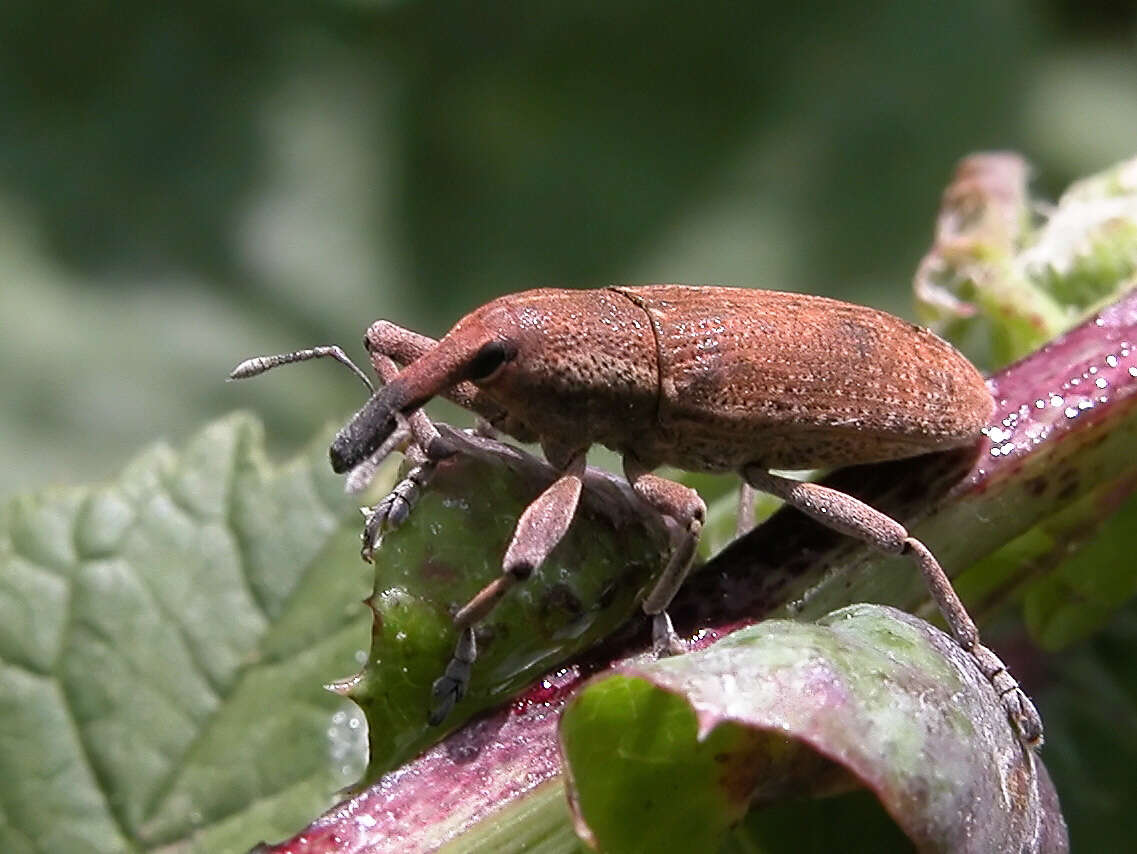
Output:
[
  {"xmin": 0, "ymin": 414, "xmax": 373, "ymax": 853},
  {"xmin": 560, "ymin": 605, "xmax": 1066, "ymax": 853},
  {"xmin": 342, "ymin": 428, "xmax": 673, "ymax": 783}
]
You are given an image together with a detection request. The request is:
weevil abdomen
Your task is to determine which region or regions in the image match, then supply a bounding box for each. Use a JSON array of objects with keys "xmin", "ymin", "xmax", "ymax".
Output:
[{"xmin": 612, "ymin": 286, "xmax": 994, "ymax": 471}]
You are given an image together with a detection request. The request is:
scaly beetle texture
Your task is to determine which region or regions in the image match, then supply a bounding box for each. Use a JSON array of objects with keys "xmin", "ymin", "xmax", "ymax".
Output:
[{"xmin": 231, "ymin": 285, "xmax": 1043, "ymax": 746}]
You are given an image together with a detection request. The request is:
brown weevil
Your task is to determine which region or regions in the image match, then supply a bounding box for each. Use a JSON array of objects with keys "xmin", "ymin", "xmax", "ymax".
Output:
[{"xmin": 231, "ymin": 285, "xmax": 1043, "ymax": 746}]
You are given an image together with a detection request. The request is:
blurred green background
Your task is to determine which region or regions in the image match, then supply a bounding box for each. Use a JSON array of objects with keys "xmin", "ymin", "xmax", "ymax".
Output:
[
  {"xmin": 4, "ymin": 2, "xmax": 1137, "ymax": 849},
  {"xmin": 4, "ymin": 0, "xmax": 1137, "ymax": 499}
]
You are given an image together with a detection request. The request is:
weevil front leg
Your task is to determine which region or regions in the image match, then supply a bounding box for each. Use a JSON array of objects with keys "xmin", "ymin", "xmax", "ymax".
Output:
[
  {"xmin": 359, "ymin": 442, "xmax": 443, "ymax": 561},
  {"xmin": 743, "ymin": 467, "xmax": 1044, "ymax": 749},
  {"xmin": 356, "ymin": 340, "xmax": 457, "ymax": 560},
  {"xmin": 358, "ymin": 322, "xmax": 536, "ymax": 557},
  {"xmin": 429, "ymin": 447, "xmax": 588, "ymax": 725},
  {"xmin": 624, "ymin": 457, "xmax": 707, "ymax": 657}
]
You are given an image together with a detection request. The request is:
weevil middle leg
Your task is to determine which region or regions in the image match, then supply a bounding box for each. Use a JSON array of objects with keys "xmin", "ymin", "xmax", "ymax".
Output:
[
  {"xmin": 623, "ymin": 457, "xmax": 707, "ymax": 657},
  {"xmin": 743, "ymin": 467, "xmax": 1044, "ymax": 748},
  {"xmin": 431, "ymin": 451, "xmax": 707, "ymax": 722}
]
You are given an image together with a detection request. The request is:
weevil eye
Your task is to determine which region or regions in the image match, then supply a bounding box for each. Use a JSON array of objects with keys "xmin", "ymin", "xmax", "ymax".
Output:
[{"xmin": 466, "ymin": 340, "xmax": 516, "ymax": 382}]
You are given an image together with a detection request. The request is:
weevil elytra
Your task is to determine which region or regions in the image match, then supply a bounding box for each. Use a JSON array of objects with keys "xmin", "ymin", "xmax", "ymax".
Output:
[{"xmin": 231, "ymin": 285, "xmax": 1043, "ymax": 747}]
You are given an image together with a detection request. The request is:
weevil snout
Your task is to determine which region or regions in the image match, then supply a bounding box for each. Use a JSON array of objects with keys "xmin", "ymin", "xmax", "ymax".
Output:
[
  {"xmin": 329, "ymin": 382, "xmax": 406, "ymax": 472},
  {"xmin": 331, "ymin": 312, "xmax": 522, "ymax": 472}
]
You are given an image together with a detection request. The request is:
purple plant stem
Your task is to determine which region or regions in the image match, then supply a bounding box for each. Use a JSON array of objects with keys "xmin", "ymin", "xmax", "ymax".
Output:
[{"xmin": 262, "ymin": 290, "xmax": 1137, "ymax": 854}]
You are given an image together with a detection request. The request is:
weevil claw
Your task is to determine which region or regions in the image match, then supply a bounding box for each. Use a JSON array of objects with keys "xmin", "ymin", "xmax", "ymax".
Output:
[
  {"xmin": 650, "ymin": 611, "xmax": 687, "ymax": 657},
  {"xmin": 358, "ymin": 459, "xmax": 439, "ymax": 561},
  {"xmin": 1006, "ymin": 691, "xmax": 1045, "ymax": 750},
  {"xmin": 429, "ymin": 628, "xmax": 477, "ymax": 726},
  {"xmin": 428, "ymin": 677, "xmax": 462, "ymax": 726},
  {"xmin": 971, "ymin": 643, "xmax": 1044, "ymax": 750}
]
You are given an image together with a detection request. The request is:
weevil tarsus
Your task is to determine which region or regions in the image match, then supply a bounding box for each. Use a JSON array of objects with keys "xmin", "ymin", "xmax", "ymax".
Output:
[
  {"xmin": 360, "ymin": 455, "xmax": 438, "ymax": 561},
  {"xmin": 429, "ymin": 626, "xmax": 476, "ymax": 727}
]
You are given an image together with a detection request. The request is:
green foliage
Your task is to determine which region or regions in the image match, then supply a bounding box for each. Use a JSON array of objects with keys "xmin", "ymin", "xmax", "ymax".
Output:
[
  {"xmin": 4, "ymin": 4, "xmax": 1137, "ymax": 848},
  {"xmin": 345, "ymin": 436, "xmax": 670, "ymax": 782},
  {"xmin": 915, "ymin": 154, "xmax": 1137, "ymax": 371},
  {"xmin": 0, "ymin": 416, "xmax": 372, "ymax": 853},
  {"xmin": 6, "ymin": 1, "xmax": 1137, "ymax": 499},
  {"xmin": 561, "ymin": 607, "xmax": 1060, "ymax": 853}
]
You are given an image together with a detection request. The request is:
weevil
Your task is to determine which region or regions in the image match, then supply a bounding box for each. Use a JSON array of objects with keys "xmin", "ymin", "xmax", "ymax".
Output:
[{"xmin": 231, "ymin": 285, "xmax": 1043, "ymax": 747}]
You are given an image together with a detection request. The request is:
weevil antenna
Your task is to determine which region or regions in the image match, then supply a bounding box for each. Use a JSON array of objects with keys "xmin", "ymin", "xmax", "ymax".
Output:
[{"xmin": 228, "ymin": 346, "xmax": 374, "ymax": 392}]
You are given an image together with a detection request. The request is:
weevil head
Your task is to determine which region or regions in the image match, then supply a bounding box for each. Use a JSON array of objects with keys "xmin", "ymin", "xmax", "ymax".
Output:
[
  {"xmin": 329, "ymin": 288, "xmax": 660, "ymax": 472},
  {"xmin": 328, "ymin": 296, "xmax": 525, "ymax": 473},
  {"xmin": 438, "ymin": 289, "xmax": 659, "ymax": 444}
]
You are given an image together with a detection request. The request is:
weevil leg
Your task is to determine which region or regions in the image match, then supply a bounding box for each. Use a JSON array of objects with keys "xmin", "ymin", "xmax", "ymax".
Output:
[
  {"xmin": 624, "ymin": 457, "xmax": 707, "ymax": 657},
  {"xmin": 735, "ymin": 481, "xmax": 758, "ymax": 538},
  {"xmin": 359, "ymin": 444, "xmax": 444, "ymax": 561},
  {"xmin": 356, "ymin": 346, "xmax": 460, "ymax": 559},
  {"xmin": 471, "ymin": 417, "xmax": 499, "ymax": 439},
  {"xmin": 357, "ymin": 322, "xmax": 540, "ymax": 558},
  {"xmin": 743, "ymin": 467, "xmax": 1044, "ymax": 749},
  {"xmin": 429, "ymin": 449, "xmax": 588, "ymax": 724}
]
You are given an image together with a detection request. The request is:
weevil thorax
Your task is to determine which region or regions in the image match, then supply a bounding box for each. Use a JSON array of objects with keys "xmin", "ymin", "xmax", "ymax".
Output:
[{"xmin": 449, "ymin": 288, "xmax": 661, "ymax": 449}]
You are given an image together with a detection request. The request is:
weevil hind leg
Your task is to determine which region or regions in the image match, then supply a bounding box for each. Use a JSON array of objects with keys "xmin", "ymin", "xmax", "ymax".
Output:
[
  {"xmin": 624, "ymin": 457, "xmax": 707, "ymax": 657},
  {"xmin": 428, "ymin": 448, "xmax": 588, "ymax": 724},
  {"xmin": 904, "ymin": 537, "xmax": 1044, "ymax": 747},
  {"xmin": 743, "ymin": 466, "xmax": 1043, "ymax": 749}
]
